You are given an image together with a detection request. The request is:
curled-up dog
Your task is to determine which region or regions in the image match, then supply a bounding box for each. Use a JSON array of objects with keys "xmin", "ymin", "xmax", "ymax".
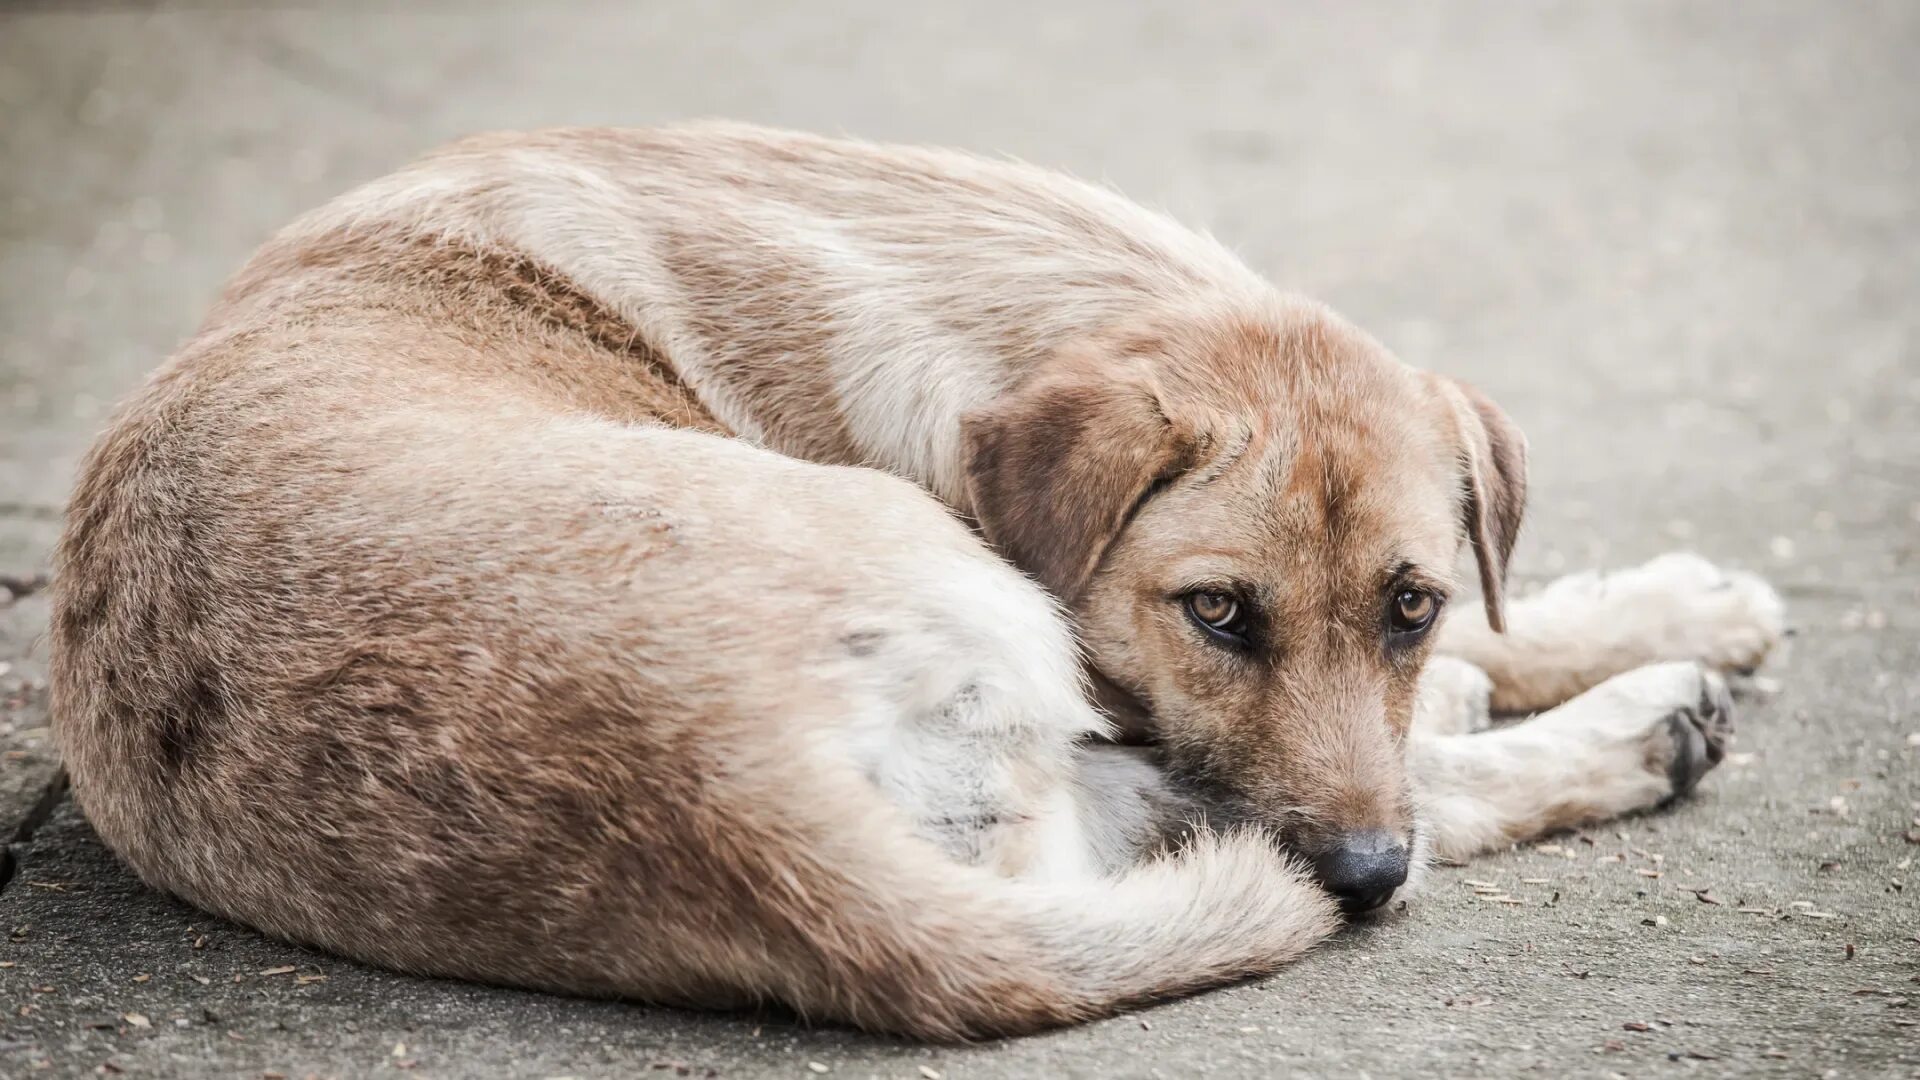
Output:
[{"xmin": 49, "ymin": 124, "xmax": 1785, "ymax": 1038}]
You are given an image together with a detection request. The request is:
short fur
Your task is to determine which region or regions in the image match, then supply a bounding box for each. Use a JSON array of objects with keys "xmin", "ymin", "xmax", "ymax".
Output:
[{"xmin": 50, "ymin": 124, "xmax": 1783, "ymax": 1037}]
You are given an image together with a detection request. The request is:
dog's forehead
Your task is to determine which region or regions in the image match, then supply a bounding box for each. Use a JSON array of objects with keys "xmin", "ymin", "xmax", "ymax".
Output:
[
  {"xmin": 1241, "ymin": 380, "xmax": 1452, "ymax": 511},
  {"xmin": 1163, "ymin": 312, "xmax": 1463, "ymax": 572},
  {"xmin": 1181, "ymin": 393, "xmax": 1461, "ymax": 580}
]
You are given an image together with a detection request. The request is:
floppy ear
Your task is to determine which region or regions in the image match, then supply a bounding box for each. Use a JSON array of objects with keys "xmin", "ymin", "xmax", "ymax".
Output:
[
  {"xmin": 1433, "ymin": 377, "xmax": 1529, "ymax": 633},
  {"xmin": 961, "ymin": 365, "xmax": 1200, "ymax": 602}
]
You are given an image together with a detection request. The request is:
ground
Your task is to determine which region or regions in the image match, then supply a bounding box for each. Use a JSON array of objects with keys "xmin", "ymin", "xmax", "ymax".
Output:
[{"xmin": 1, "ymin": 2, "xmax": 1916, "ymax": 1077}]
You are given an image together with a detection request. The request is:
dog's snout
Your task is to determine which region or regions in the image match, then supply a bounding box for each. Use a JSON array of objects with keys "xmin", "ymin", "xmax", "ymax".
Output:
[{"xmin": 1312, "ymin": 830, "xmax": 1410, "ymax": 913}]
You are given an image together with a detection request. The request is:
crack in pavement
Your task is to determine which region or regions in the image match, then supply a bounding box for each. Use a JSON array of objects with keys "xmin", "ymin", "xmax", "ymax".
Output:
[{"xmin": 0, "ymin": 768, "xmax": 71, "ymax": 898}]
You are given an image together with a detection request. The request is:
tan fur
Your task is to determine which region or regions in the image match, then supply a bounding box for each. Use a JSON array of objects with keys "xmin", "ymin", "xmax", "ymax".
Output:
[
  {"xmin": 966, "ymin": 307, "xmax": 1481, "ymax": 858},
  {"xmin": 1436, "ymin": 553, "xmax": 1784, "ymax": 713},
  {"xmin": 48, "ymin": 123, "xmax": 1777, "ymax": 1037},
  {"xmin": 1426, "ymin": 375, "xmax": 1529, "ymax": 633}
]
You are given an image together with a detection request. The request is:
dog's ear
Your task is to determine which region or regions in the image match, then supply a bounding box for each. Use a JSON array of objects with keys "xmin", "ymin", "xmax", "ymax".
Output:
[
  {"xmin": 1432, "ymin": 376, "xmax": 1529, "ymax": 633},
  {"xmin": 962, "ymin": 365, "xmax": 1200, "ymax": 602}
]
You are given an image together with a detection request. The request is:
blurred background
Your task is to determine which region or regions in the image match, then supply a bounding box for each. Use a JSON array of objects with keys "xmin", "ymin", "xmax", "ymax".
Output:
[
  {"xmin": 4, "ymin": 3, "xmax": 1916, "ymax": 576},
  {"xmin": 1, "ymin": 3, "xmax": 1916, "ymax": 1078}
]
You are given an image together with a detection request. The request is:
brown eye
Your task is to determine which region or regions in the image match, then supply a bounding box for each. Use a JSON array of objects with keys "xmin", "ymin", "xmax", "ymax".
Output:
[
  {"xmin": 1188, "ymin": 592, "xmax": 1238, "ymax": 627},
  {"xmin": 1184, "ymin": 591, "xmax": 1246, "ymax": 642},
  {"xmin": 1390, "ymin": 589, "xmax": 1438, "ymax": 633}
]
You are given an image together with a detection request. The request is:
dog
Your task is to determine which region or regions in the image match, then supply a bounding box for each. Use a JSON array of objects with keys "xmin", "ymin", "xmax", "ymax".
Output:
[{"xmin": 48, "ymin": 123, "xmax": 1784, "ymax": 1039}]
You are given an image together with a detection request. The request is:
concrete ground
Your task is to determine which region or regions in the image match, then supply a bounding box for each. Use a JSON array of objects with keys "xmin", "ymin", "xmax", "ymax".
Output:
[{"xmin": 2, "ymin": 1, "xmax": 1916, "ymax": 1077}]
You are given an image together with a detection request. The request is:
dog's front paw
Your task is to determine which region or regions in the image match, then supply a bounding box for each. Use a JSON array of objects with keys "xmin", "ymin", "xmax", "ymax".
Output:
[
  {"xmin": 1563, "ymin": 660, "xmax": 1734, "ymax": 812},
  {"xmin": 1538, "ymin": 553, "xmax": 1786, "ymax": 676},
  {"xmin": 1648, "ymin": 662, "xmax": 1734, "ymax": 799},
  {"xmin": 1414, "ymin": 656, "xmax": 1494, "ymax": 735}
]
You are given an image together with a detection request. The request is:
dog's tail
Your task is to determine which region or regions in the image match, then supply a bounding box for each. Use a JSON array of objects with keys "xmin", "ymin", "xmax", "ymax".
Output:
[{"xmin": 771, "ymin": 825, "xmax": 1340, "ymax": 1039}]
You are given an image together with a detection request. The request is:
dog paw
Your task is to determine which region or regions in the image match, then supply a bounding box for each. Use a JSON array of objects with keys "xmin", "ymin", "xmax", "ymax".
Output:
[
  {"xmin": 1550, "ymin": 661, "xmax": 1735, "ymax": 814},
  {"xmin": 1415, "ymin": 657, "xmax": 1494, "ymax": 735},
  {"xmin": 1651, "ymin": 663, "xmax": 1734, "ymax": 798},
  {"xmin": 1535, "ymin": 553, "xmax": 1786, "ymax": 676}
]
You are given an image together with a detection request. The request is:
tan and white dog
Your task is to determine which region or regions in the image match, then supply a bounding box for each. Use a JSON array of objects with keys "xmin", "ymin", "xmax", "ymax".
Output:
[{"xmin": 49, "ymin": 124, "xmax": 1783, "ymax": 1039}]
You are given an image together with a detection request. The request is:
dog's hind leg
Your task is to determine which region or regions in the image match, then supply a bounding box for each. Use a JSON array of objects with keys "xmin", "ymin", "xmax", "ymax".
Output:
[
  {"xmin": 1436, "ymin": 553, "xmax": 1785, "ymax": 715},
  {"xmin": 1409, "ymin": 661, "xmax": 1733, "ymax": 861}
]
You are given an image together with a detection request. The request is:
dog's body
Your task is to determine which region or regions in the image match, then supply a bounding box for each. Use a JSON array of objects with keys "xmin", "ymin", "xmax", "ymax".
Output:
[{"xmin": 49, "ymin": 124, "xmax": 1783, "ymax": 1038}]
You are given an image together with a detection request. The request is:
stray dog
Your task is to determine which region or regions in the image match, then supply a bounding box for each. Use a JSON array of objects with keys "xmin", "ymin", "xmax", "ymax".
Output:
[{"xmin": 49, "ymin": 124, "xmax": 1784, "ymax": 1038}]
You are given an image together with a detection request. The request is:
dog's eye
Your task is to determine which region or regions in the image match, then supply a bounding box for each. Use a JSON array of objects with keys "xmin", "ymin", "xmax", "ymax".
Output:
[
  {"xmin": 1184, "ymin": 591, "xmax": 1248, "ymax": 645},
  {"xmin": 1389, "ymin": 589, "xmax": 1439, "ymax": 634},
  {"xmin": 1188, "ymin": 592, "xmax": 1238, "ymax": 627}
]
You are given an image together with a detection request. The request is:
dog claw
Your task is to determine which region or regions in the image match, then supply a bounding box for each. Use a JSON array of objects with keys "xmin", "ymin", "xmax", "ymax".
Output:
[{"xmin": 1664, "ymin": 670, "xmax": 1734, "ymax": 799}]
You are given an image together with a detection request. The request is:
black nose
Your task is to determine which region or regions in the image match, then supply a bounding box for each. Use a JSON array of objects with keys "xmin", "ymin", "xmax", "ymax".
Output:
[{"xmin": 1312, "ymin": 830, "xmax": 1410, "ymax": 913}]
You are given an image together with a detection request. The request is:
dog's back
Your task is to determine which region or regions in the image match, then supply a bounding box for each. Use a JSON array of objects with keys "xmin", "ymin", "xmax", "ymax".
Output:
[{"xmin": 231, "ymin": 123, "xmax": 1270, "ymax": 496}]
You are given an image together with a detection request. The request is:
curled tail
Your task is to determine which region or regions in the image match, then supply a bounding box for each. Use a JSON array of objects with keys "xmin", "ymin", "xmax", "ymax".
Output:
[{"xmin": 787, "ymin": 828, "xmax": 1340, "ymax": 1039}]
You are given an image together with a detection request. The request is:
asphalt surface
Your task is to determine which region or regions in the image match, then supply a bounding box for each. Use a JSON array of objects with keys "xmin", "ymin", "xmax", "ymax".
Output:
[{"xmin": 2, "ymin": 2, "xmax": 1917, "ymax": 1077}]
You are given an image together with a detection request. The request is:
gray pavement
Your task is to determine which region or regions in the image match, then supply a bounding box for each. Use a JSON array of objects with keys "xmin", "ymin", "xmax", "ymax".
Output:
[{"xmin": 2, "ymin": 2, "xmax": 1917, "ymax": 1077}]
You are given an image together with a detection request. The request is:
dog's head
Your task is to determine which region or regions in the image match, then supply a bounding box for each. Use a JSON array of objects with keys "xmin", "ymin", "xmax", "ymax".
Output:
[{"xmin": 962, "ymin": 299, "xmax": 1526, "ymax": 911}]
